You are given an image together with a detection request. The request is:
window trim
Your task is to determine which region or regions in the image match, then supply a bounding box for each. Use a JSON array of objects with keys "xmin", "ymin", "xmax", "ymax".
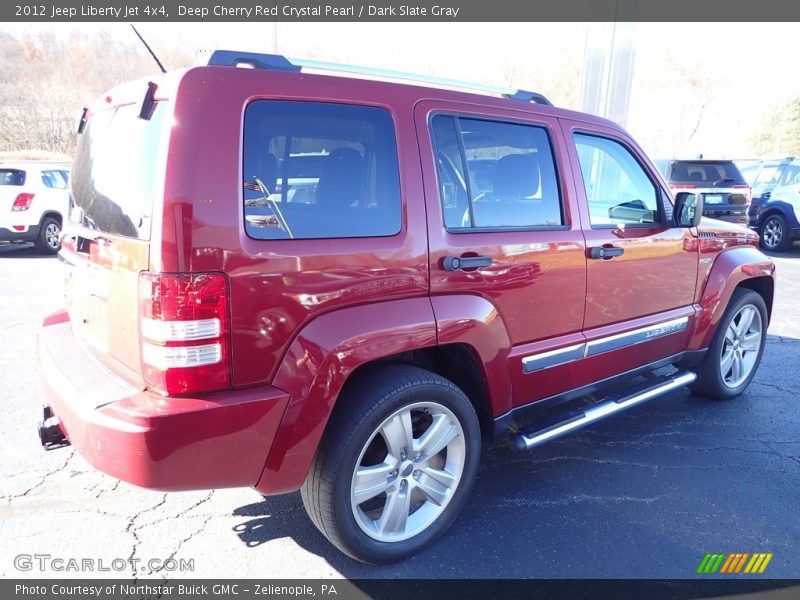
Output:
[
  {"xmin": 241, "ymin": 99, "xmax": 404, "ymax": 242},
  {"xmin": 428, "ymin": 111, "xmax": 569, "ymax": 234},
  {"xmin": 572, "ymin": 130, "xmax": 667, "ymax": 231}
]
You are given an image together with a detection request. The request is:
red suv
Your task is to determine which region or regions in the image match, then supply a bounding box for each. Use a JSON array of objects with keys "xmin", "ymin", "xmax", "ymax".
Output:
[{"xmin": 37, "ymin": 51, "xmax": 775, "ymax": 563}]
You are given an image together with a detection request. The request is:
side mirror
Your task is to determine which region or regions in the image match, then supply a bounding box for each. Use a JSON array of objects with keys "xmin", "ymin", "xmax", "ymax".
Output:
[{"xmin": 673, "ymin": 192, "xmax": 703, "ymax": 228}]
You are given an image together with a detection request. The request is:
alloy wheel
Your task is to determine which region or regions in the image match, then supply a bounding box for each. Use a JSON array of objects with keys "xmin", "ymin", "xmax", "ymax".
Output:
[
  {"xmin": 719, "ymin": 304, "xmax": 763, "ymax": 388},
  {"xmin": 350, "ymin": 401, "xmax": 466, "ymax": 543}
]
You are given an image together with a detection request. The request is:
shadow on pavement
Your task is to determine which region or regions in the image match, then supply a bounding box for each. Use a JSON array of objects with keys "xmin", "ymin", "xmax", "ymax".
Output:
[{"xmin": 0, "ymin": 243, "xmax": 55, "ymax": 259}]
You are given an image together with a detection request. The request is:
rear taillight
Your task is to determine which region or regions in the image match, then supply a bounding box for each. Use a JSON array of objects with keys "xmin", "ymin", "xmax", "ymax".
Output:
[
  {"xmin": 669, "ymin": 183, "xmax": 696, "ymax": 190},
  {"xmin": 11, "ymin": 193, "xmax": 34, "ymax": 211},
  {"xmin": 732, "ymin": 184, "xmax": 752, "ymax": 205},
  {"xmin": 138, "ymin": 272, "xmax": 231, "ymax": 396}
]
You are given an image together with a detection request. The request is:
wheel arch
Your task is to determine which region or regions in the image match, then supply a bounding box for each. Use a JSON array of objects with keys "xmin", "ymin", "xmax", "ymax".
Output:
[
  {"xmin": 688, "ymin": 246, "xmax": 776, "ymax": 350},
  {"xmin": 254, "ymin": 296, "xmax": 504, "ymax": 496}
]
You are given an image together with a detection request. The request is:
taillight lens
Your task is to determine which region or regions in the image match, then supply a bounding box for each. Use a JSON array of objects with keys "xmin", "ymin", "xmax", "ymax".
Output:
[
  {"xmin": 669, "ymin": 183, "xmax": 696, "ymax": 190},
  {"xmin": 732, "ymin": 184, "xmax": 752, "ymax": 205},
  {"xmin": 138, "ymin": 272, "xmax": 231, "ymax": 396},
  {"xmin": 11, "ymin": 193, "xmax": 34, "ymax": 211}
]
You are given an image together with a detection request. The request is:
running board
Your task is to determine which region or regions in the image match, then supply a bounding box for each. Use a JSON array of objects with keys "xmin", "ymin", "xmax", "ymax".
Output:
[{"xmin": 510, "ymin": 371, "xmax": 697, "ymax": 451}]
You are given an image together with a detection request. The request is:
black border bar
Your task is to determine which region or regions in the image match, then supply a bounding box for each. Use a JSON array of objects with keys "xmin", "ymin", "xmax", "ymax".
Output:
[
  {"xmin": 6, "ymin": 579, "xmax": 800, "ymax": 600},
  {"xmin": 4, "ymin": 0, "xmax": 800, "ymax": 22}
]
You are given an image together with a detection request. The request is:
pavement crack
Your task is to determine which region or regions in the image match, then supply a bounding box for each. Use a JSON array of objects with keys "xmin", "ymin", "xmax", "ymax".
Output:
[
  {"xmin": 149, "ymin": 512, "xmax": 215, "ymax": 576},
  {"xmin": 2, "ymin": 449, "xmax": 75, "ymax": 503},
  {"xmin": 126, "ymin": 493, "xmax": 169, "ymax": 575}
]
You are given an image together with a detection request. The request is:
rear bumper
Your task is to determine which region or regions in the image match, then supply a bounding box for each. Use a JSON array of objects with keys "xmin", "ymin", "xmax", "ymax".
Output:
[
  {"xmin": 0, "ymin": 225, "xmax": 39, "ymax": 242},
  {"xmin": 702, "ymin": 209, "xmax": 748, "ymax": 225},
  {"xmin": 37, "ymin": 310, "xmax": 290, "ymax": 491}
]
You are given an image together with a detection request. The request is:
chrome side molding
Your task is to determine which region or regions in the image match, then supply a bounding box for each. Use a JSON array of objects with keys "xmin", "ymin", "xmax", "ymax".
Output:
[
  {"xmin": 521, "ymin": 316, "xmax": 690, "ymax": 374},
  {"xmin": 584, "ymin": 316, "xmax": 689, "ymax": 357},
  {"xmin": 522, "ymin": 343, "xmax": 585, "ymax": 373}
]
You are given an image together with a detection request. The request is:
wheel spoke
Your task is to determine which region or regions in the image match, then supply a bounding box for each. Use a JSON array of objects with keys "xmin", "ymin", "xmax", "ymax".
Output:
[
  {"xmin": 416, "ymin": 466, "xmax": 457, "ymax": 505},
  {"xmin": 415, "ymin": 414, "xmax": 459, "ymax": 460},
  {"xmin": 724, "ymin": 327, "xmax": 736, "ymax": 345},
  {"xmin": 720, "ymin": 347, "xmax": 735, "ymax": 376},
  {"xmin": 740, "ymin": 331, "xmax": 761, "ymax": 352},
  {"xmin": 353, "ymin": 461, "xmax": 396, "ymax": 504},
  {"xmin": 736, "ymin": 307, "xmax": 755, "ymax": 337},
  {"xmin": 730, "ymin": 352, "xmax": 743, "ymax": 383},
  {"xmin": 377, "ymin": 484, "xmax": 411, "ymax": 536},
  {"xmin": 381, "ymin": 411, "xmax": 413, "ymax": 459}
]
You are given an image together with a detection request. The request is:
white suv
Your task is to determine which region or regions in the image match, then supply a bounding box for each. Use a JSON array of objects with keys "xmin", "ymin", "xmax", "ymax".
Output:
[{"xmin": 0, "ymin": 161, "xmax": 70, "ymax": 254}]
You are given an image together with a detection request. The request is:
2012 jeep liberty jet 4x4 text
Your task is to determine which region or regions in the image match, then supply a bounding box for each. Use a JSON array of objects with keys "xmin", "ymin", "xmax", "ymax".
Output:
[{"xmin": 37, "ymin": 51, "xmax": 775, "ymax": 563}]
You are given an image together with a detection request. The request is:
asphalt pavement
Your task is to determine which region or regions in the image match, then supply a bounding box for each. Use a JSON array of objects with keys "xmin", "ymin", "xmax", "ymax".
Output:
[{"xmin": 1, "ymin": 241, "xmax": 798, "ymax": 579}]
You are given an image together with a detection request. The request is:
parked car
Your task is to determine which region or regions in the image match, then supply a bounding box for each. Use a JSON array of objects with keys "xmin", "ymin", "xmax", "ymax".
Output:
[
  {"xmin": 37, "ymin": 52, "xmax": 775, "ymax": 563},
  {"xmin": 741, "ymin": 157, "xmax": 800, "ymax": 251},
  {"xmin": 654, "ymin": 159, "xmax": 751, "ymax": 225},
  {"xmin": 748, "ymin": 181, "xmax": 800, "ymax": 251},
  {"xmin": 0, "ymin": 161, "xmax": 70, "ymax": 254}
]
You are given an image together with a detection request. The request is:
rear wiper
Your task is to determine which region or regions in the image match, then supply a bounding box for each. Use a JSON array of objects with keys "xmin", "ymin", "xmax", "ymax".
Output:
[
  {"xmin": 253, "ymin": 177, "xmax": 294, "ymax": 239},
  {"xmin": 713, "ymin": 178, "xmax": 736, "ymax": 187}
]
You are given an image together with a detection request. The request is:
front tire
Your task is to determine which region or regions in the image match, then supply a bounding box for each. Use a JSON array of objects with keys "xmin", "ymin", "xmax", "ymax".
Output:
[
  {"xmin": 691, "ymin": 288, "xmax": 767, "ymax": 399},
  {"xmin": 760, "ymin": 214, "xmax": 791, "ymax": 252},
  {"xmin": 301, "ymin": 365, "xmax": 481, "ymax": 563}
]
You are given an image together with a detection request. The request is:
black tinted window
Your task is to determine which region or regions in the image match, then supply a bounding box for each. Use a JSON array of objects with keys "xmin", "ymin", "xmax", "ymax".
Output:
[
  {"xmin": 71, "ymin": 103, "xmax": 167, "ymax": 239},
  {"xmin": 42, "ymin": 170, "xmax": 68, "ymax": 189},
  {"xmin": 0, "ymin": 169, "xmax": 25, "ymax": 186},
  {"xmin": 431, "ymin": 115, "xmax": 563, "ymax": 230},
  {"xmin": 669, "ymin": 161, "xmax": 746, "ymax": 185},
  {"xmin": 243, "ymin": 101, "xmax": 401, "ymax": 240}
]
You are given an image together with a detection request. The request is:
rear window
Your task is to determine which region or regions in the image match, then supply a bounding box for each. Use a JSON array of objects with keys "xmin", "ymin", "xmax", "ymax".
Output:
[
  {"xmin": 0, "ymin": 169, "xmax": 25, "ymax": 186},
  {"xmin": 242, "ymin": 101, "xmax": 402, "ymax": 240},
  {"xmin": 669, "ymin": 161, "xmax": 746, "ymax": 186},
  {"xmin": 70, "ymin": 103, "xmax": 168, "ymax": 240}
]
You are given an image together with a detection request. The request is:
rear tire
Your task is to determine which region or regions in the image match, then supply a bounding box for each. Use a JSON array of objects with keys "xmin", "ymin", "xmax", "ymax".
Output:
[
  {"xmin": 33, "ymin": 217, "xmax": 61, "ymax": 255},
  {"xmin": 760, "ymin": 214, "xmax": 791, "ymax": 252},
  {"xmin": 301, "ymin": 365, "xmax": 481, "ymax": 563},
  {"xmin": 691, "ymin": 288, "xmax": 767, "ymax": 400}
]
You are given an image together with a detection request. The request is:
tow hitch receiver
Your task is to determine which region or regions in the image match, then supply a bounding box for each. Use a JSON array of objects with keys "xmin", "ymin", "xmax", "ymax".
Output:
[{"xmin": 38, "ymin": 406, "xmax": 69, "ymax": 450}]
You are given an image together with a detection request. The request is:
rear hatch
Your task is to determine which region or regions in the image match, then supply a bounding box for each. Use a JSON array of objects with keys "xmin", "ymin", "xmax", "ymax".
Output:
[
  {"xmin": 61, "ymin": 99, "xmax": 170, "ymax": 386},
  {"xmin": 667, "ymin": 160, "xmax": 750, "ymax": 219}
]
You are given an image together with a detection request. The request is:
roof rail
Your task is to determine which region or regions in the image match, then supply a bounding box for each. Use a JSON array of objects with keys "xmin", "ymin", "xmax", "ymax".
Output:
[{"xmin": 207, "ymin": 50, "xmax": 553, "ymax": 107}]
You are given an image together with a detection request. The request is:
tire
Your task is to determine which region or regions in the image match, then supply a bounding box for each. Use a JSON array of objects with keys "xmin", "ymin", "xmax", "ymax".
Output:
[
  {"xmin": 760, "ymin": 213, "xmax": 791, "ymax": 252},
  {"xmin": 301, "ymin": 364, "xmax": 481, "ymax": 563},
  {"xmin": 33, "ymin": 216, "xmax": 61, "ymax": 255},
  {"xmin": 691, "ymin": 288, "xmax": 767, "ymax": 400}
]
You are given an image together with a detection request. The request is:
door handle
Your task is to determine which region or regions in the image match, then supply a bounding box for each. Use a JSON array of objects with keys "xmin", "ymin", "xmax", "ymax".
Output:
[
  {"xmin": 442, "ymin": 255, "xmax": 493, "ymax": 271},
  {"xmin": 588, "ymin": 246, "xmax": 624, "ymax": 259}
]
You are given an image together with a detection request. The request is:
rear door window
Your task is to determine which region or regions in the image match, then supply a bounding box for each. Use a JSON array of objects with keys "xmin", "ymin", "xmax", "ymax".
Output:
[
  {"xmin": 430, "ymin": 115, "xmax": 563, "ymax": 230},
  {"xmin": 42, "ymin": 170, "xmax": 68, "ymax": 189},
  {"xmin": 242, "ymin": 101, "xmax": 401, "ymax": 240}
]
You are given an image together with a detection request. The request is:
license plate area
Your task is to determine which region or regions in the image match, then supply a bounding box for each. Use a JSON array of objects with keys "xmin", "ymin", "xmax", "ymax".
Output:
[{"xmin": 704, "ymin": 194, "xmax": 724, "ymax": 205}]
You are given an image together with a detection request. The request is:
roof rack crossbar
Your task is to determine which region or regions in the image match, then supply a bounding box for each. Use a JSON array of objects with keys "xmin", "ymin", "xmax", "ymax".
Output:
[{"xmin": 207, "ymin": 50, "xmax": 553, "ymax": 106}]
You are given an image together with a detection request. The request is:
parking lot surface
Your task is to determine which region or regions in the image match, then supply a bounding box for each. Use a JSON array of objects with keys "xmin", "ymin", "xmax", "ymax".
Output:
[{"xmin": 1, "ymin": 242, "xmax": 798, "ymax": 579}]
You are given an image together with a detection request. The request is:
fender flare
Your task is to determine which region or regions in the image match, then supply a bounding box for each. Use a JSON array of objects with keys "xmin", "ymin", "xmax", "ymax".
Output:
[
  {"xmin": 254, "ymin": 294, "xmax": 513, "ymax": 495},
  {"xmin": 688, "ymin": 246, "xmax": 775, "ymax": 350}
]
